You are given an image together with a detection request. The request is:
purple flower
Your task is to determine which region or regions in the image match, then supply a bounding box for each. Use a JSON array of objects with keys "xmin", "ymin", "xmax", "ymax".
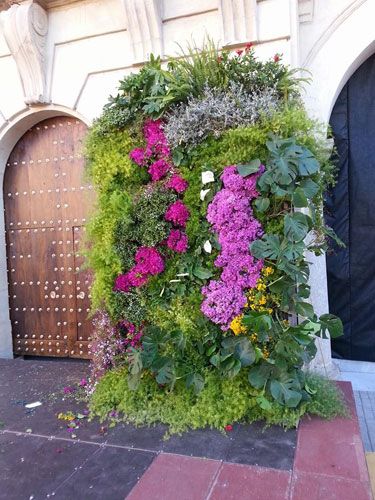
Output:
[
  {"xmin": 167, "ymin": 229, "xmax": 188, "ymax": 253},
  {"xmin": 63, "ymin": 386, "xmax": 75, "ymax": 394},
  {"xmin": 166, "ymin": 174, "xmax": 189, "ymax": 193},
  {"xmin": 200, "ymin": 165, "xmax": 264, "ymax": 329},
  {"xmin": 165, "ymin": 200, "xmax": 190, "ymax": 227}
]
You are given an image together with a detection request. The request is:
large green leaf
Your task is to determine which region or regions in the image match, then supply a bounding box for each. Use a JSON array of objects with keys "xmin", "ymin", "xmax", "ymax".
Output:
[
  {"xmin": 193, "ymin": 266, "xmax": 213, "ymax": 280},
  {"xmin": 295, "ymin": 149, "xmax": 320, "ymax": 176},
  {"xmin": 270, "ymin": 379, "xmax": 302, "ymax": 408},
  {"xmin": 128, "ymin": 348, "xmax": 143, "ymax": 375},
  {"xmin": 284, "ymin": 212, "xmax": 311, "ymax": 242},
  {"xmin": 300, "ymin": 178, "xmax": 319, "ymax": 198},
  {"xmin": 292, "ymin": 187, "xmax": 308, "ymax": 208},
  {"xmin": 234, "ymin": 337, "xmax": 256, "ymax": 366},
  {"xmin": 295, "ymin": 301, "xmax": 314, "ymax": 318},
  {"xmin": 237, "ymin": 159, "xmax": 261, "ymax": 177},
  {"xmin": 155, "ymin": 360, "xmax": 176, "ymax": 385},
  {"xmin": 186, "ymin": 373, "xmax": 205, "ymax": 394},
  {"xmin": 319, "ymin": 314, "xmax": 343, "ymax": 339},
  {"xmin": 250, "ymin": 234, "xmax": 281, "ymax": 259},
  {"xmin": 254, "ymin": 197, "xmax": 270, "ymax": 212},
  {"xmin": 248, "ymin": 363, "xmax": 273, "ymax": 389}
]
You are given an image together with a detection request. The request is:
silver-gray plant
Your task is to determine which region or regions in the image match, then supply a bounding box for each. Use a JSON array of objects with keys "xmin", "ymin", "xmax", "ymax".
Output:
[{"xmin": 164, "ymin": 82, "xmax": 280, "ymax": 149}]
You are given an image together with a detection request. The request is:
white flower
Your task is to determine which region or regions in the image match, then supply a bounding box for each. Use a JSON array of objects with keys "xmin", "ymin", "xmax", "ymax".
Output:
[
  {"xmin": 201, "ymin": 171, "xmax": 215, "ymax": 185},
  {"xmin": 200, "ymin": 188, "xmax": 211, "ymax": 201},
  {"xmin": 203, "ymin": 240, "xmax": 212, "ymax": 253}
]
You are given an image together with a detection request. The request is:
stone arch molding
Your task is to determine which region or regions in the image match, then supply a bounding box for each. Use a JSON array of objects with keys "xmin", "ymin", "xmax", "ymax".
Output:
[
  {"xmin": 0, "ymin": 105, "xmax": 90, "ymax": 358},
  {"xmin": 303, "ymin": 0, "xmax": 375, "ymax": 123},
  {"xmin": 302, "ymin": 0, "xmax": 375, "ymax": 375},
  {"xmin": 0, "ymin": 0, "xmax": 49, "ymax": 105}
]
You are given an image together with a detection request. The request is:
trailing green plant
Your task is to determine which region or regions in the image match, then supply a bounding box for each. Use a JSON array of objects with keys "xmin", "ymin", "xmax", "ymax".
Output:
[{"xmin": 90, "ymin": 368, "xmax": 347, "ymax": 435}]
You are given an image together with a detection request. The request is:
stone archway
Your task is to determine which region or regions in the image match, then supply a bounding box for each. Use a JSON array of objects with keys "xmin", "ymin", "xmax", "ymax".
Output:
[
  {"xmin": 0, "ymin": 106, "xmax": 90, "ymax": 358},
  {"xmin": 299, "ymin": 0, "xmax": 375, "ymax": 375}
]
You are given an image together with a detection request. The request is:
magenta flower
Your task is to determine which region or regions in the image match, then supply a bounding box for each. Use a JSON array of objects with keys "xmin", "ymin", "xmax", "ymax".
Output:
[
  {"xmin": 63, "ymin": 386, "xmax": 75, "ymax": 394},
  {"xmin": 114, "ymin": 274, "xmax": 132, "ymax": 293},
  {"xmin": 148, "ymin": 159, "xmax": 170, "ymax": 181},
  {"xmin": 134, "ymin": 247, "xmax": 165, "ymax": 275},
  {"xmin": 166, "ymin": 174, "xmax": 189, "ymax": 193},
  {"xmin": 125, "ymin": 268, "xmax": 149, "ymax": 287},
  {"xmin": 165, "ymin": 200, "xmax": 190, "ymax": 227},
  {"xmin": 129, "ymin": 148, "xmax": 146, "ymax": 166},
  {"xmin": 79, "ymin": 378, "xmax": 87, "ymax": 387},
  {"xmin": 167, "ymin": 229, "xmax": 188, "ymax": 253}
]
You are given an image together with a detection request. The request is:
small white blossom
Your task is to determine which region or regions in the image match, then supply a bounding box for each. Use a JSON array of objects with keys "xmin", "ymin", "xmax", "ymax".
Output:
[
  {"xmin": 202, "ymin": 171, "xmax": 215, "ymax": 185},
  {"xmin": 200, "ymin": 188, "xmax": 211, "ymax": 201},
  {"xmin": 203, "ymin": 240, "xmax": 212, "ymax": 253}
]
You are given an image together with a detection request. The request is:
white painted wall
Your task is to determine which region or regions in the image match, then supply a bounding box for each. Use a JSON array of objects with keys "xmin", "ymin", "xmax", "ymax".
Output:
[{"xmin": 0, "ymin": 0, "xmax": 373, "ymax": 362}]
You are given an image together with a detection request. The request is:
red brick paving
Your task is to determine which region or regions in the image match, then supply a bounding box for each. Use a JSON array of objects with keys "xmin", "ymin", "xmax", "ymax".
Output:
[
  {"xmin": 126, "ymin": 382, "xmax": 372, "ymax": 499},
  {"xmin": 209, "ymin": 463, "xmax": 291, "ymax": 500},
  {"xmin": 126, "ymin": 453, "xmax": 221, "ymax": 500},
  {"xmin": 290, "ymin": 471, "xmax": 373, "ymax": 500}
]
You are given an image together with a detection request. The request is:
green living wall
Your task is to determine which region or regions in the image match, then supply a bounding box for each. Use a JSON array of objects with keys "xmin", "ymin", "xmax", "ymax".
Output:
[{"xmin": 84, "ymin": 43, "xmax": 345, "ymax": 433}]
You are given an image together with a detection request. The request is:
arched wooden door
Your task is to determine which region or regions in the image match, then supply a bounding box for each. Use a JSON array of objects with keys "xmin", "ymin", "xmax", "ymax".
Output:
[{"xmin": 4, "ymin": 116, "xmax": 94, "ymax": 358}]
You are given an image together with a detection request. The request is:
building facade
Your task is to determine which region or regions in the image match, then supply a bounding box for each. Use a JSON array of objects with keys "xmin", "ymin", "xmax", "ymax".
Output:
[{"xmin": 0, "ymin": 0, "xmax": 373, "ymax": 372}]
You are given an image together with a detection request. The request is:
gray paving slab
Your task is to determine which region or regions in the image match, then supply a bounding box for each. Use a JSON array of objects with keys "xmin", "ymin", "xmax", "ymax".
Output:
[{"xmin": 354, "ymin": 390, "xmax": 375, "ymax": 452}]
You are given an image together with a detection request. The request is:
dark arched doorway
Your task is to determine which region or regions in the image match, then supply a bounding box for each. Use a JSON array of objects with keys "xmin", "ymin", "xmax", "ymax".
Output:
[
  {"xmin": 326, "ymin": 53, "xmax": 375, "ymax": 362},
  {"xmin": 4, "ymin": 116, "xmax": 94, "ymax": 358}
]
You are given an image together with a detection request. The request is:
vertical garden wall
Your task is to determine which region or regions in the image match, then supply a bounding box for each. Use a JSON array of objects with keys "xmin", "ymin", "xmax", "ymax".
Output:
[{"xmin": 85, "ymin": 43, "xmax": 345, "ymax": 432}]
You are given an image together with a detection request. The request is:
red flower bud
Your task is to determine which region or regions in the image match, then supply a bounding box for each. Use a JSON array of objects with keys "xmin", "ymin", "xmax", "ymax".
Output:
[
  {"xmin": 245, "ymin": 42, "xmax": 253, "ymax": 52},
  {"xmin": 236, "ymin": 49, "xmax": 243, "ymax": 57},
  {"xmin": 274, "ymin": 54, "xmax": 280, "ymax": 63},
  {"xmin": 225, "ymin": 424, "xmax": 233, "ymax": 432}
]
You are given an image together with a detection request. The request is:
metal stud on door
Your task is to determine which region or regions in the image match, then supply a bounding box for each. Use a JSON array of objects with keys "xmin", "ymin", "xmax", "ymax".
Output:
[{"xmin": 4, "ymin": 116, "xmax": 95, "ymax": 358}]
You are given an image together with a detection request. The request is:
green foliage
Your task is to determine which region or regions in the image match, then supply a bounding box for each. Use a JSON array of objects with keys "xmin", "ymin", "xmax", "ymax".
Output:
[
  {"xmin": 90, "ymin": 367, "xmax": 347, "ymax": 435},
  {"xmin": 98, "ymin": 39, "xmax": 302, "ymax": 134}
]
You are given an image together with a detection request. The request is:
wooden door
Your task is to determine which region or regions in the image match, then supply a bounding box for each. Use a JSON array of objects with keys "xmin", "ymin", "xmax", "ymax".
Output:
[{"xmin": 4, "ymin": 116, "xmax": 95, "ymax": 358}]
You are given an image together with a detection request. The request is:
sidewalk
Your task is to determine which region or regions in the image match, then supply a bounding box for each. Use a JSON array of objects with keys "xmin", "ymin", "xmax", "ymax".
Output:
[{"xmin": 0, "ymin": 358, "xmax": 372, "ymax": 499}]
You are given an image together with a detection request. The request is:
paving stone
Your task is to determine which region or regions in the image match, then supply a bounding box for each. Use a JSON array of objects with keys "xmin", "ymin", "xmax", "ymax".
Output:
[
  {"xmin": 290, "ymin": 471, "xmax": 372, "ymax": 500},
  {"xmin": 127, "ymin": 453, "xmax": 221, "ymax": 500},
  {"xmin": 208, "ymin": 463, "xmax": 291, "ymax": 500},
  {"xmin": 295, "ymin": 382, "xmax": 369, "ymax": 482},
  {"xmin": 0, "ymin": 431, "xmax": 99, "ymax": 500},
  {"xmin": 53, "ymin": 446, "xmax": 155, "ymax": 500},
  {"xmin": 224, "ymin": 422, "xmax": 296, "ymax": 470}
]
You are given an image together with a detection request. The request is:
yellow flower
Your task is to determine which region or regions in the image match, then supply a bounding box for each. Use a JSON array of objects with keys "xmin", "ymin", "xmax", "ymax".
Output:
[
  {"xmin": 250, "ymin": 333, "xmax": 258, "ymax": 343},
  {"xmin": 258, "ymin": 295, "xmax": 267, "ymax": 305},
  {"xmin": 256, "ymin": 282, "xmax": 267, "ymax": 292},
  {"xmin": 263, "ymin": 266, "xmax": 274, "ymax": 276},
  {"xmin": 230, "ymin": 315, "xmax": 247, "ymax": 335}
]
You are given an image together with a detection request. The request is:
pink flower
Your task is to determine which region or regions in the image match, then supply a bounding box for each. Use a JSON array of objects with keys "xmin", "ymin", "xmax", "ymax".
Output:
[
  {"xmin": 79, "ymin": 378, "xmax": 87, "ymax": 387},
  {"xmin": 148, "ymin": 159, "xmax": 170, "ymax": 181},
  {"xmin": 236, "ymin": 49, "xmax": 243, "ymax": 56},
  {"xmin": 166, "ymin": 174, "xmax": 189, "ymax": 193},
  {"xmin": 134, "ymin": 247, "xmax": 165, "ymax": 275},
  {"xmin": 126, "ymin": 268, "xmax": 149, "ymax": 287},
  {"xmin": 63, "ymin": 386, "xmax": 75, "ymax": 394},
  {"xmin": 225, "ymin": 424, "xmax": 233, "ymax": 432},
  {"xmin": 167, "ymin": 229, "xmax": 188, "ymax": 253},
  {"xmin": 129, "ymin": 147, "xmax": 146, "ymax": 166},
  {"xmin": 114, "ymin": 274, "xmax": 131, "ymax": 293},
  {"xmin": 165, "ymin": 200, "xmax": 190, "ymax": 227}
]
